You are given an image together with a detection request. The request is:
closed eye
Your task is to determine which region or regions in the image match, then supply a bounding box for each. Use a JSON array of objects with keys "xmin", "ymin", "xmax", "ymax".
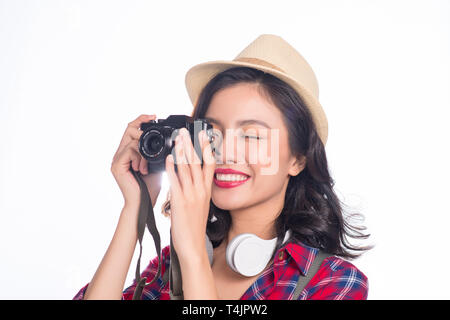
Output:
[{"xmin": 242, "ymin": 135, "xmax": 261, "ymax": 140}]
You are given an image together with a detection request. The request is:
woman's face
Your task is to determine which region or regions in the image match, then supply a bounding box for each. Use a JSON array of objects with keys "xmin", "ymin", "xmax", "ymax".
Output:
[{"xmin": 204, "ymin": 82, "xmax": 305, "ymax": 211}]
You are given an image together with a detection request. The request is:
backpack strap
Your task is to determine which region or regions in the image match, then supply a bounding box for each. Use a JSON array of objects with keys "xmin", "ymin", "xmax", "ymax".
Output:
[{"xmin": 291, "ymin": 251, "xmax": 332, "ymax": 300}]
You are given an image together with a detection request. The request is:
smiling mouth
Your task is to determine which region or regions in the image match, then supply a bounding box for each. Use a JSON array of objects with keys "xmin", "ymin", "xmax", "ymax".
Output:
[
  {"xmin": 213, "ymin": 173, "xmax": 251, "ymax": 188},
  {"xmin": 214, "ymin": 173, "xmax": 250, "ymax": 182}
]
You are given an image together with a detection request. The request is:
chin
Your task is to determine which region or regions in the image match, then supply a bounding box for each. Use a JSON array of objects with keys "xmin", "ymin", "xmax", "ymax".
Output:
[{"xmin": 211, "ymin": 191, "xmax": 248, "ymax": 211}]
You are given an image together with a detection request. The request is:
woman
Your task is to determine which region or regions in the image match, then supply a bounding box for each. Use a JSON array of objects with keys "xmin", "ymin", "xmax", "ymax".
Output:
[{"xmin": 74, "ymin": 34, "xmax": 371, "ymax": 300}]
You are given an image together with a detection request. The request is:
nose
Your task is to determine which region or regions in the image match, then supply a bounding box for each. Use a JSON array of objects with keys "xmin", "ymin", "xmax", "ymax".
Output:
[{"xmin": 213, "ymin": 128, "xmax": 246, "ymax": 165}]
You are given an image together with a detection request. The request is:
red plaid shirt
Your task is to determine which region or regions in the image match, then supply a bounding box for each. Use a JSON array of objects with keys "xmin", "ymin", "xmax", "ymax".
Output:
[{"xmin": 74, "ymin": 240, "xmax": 368, "ymax": 300}]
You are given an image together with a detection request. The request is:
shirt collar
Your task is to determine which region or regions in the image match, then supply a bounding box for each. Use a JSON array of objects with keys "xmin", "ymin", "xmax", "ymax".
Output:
[{"xmin": 276, "ymin": 240, "xmax": 319, "ymax": 276}]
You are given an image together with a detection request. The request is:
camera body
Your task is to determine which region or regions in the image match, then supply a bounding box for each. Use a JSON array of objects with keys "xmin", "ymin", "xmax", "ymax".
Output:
[{"xmin": 138, "ymin": 115, "xmax": 214, "ymax": 174}]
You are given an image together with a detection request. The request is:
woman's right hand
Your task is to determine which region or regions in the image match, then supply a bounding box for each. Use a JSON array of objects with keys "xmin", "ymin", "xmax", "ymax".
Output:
[{"xmin": 110, "ymin": 114, "xmax": 163, "ymax": 207}]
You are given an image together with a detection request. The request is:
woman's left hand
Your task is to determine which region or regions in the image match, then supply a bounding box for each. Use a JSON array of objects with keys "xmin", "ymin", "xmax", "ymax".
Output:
[{"xmin": 165, "ymin": 127, "xmax": 216, "ymax": 263}]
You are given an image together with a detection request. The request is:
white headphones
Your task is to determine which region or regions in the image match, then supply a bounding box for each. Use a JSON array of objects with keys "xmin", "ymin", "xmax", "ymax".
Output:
[{"xmin": 224, "ymin": 230, "xmax": 292, "ymax": 277}]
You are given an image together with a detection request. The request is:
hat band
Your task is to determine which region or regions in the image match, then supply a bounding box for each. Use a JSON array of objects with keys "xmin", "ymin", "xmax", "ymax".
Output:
[{"xmin": 234, "ymin": 57, "xmax": 285, "ymax": 73}]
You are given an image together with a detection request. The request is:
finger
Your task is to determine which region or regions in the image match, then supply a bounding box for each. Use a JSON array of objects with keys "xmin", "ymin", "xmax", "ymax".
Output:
[
  {"xmin": 173, "ymin": 131, "xmax": 193, "ymax": 190},
  {"xmin": 126, "ymin": 138, "xmax": 146, "ymax": 172},
  {"xmin": 112, "ymin": 139, "xmax": 141, "ymax": 174},
  {"xmin": 201, "ymin": 130, "xmax": 216, "ymax": 185},
  {"xmin": 129, "ymin": 113, "xmax": 157, "ymax": 131},
  {"xmin": 165, "ymin": 154, "xmax": 181, "ymax": 196},
  {"xmin": 139, "ymin": 156, "xmax": 149, "ymax": 175},
  {"xmin": 115, "ymin": 114, "xmax": 156, "ymax": 159},
  {"xmin": 116, "ymin": 139, "xmax": 147, "ymax": 176},
  {"xmin": 127, "ymin": 140, "xmax": 142, "ymax": 173},
  {"xmin": 130, "ymin": 154, "xmax": 141, "ymax": 173},
  {"xmin": 181, "ymin": 128, "xmax": 203, "ymax": 187}
]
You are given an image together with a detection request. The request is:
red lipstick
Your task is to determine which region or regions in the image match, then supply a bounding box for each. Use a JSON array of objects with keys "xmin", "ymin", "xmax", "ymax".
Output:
[{"xmin": 213, "ymin": 168, "xmax": 251, "ymax": 189}]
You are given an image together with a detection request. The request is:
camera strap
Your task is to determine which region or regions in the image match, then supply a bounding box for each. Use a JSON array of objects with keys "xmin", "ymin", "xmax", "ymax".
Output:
[
  {"xmin": 165, "ymin": 227, "xmax": 214, "ymax": 299},
  {"xmin": 129, "ymin": 166, "xmax": 162, "ymax": 300},
  {"xmin": 168, "ymin": 233, "xmax": 184, "ymax": 299}
]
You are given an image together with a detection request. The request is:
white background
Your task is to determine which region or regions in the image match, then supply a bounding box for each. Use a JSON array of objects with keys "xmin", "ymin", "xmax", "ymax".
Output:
[{"xmin": 1, "ymin": 0, "xmax": 449, "ymax": 299}]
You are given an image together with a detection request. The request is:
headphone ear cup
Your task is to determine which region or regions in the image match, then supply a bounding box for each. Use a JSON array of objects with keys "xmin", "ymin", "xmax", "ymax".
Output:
[
  {"xmin": 226, "ymin": 233, "xmax": 253, "ymax": 273},
  {"xmin": 233, "ymin": 236, "xmax": 277, "ymax": 277},
  {"xmin": 226, "ymin": 234, "xmax": 278, "ymax": 277},
  {"xmin": 225, "ymin": 230, "xmax": 292, "ymax": 277}
]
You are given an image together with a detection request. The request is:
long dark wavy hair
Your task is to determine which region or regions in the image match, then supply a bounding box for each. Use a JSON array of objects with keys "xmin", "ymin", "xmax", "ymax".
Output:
[{"xmin": 190, "ymin": 66, "xmax": 372, "ymax": 260}]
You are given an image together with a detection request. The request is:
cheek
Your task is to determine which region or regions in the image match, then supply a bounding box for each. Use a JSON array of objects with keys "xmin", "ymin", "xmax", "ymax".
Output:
[
  {"xmin": 251, "ymin": 163, "xmax": 290, "ymax": 189},
  {"xmin": 210, "ymin": 163, "xmax": 291, "ymax": 211},
  {"xmin": 248, "ymin": 134, "xmax": 293, "ymax": 185},
  {"xmin": 246, "ymin": 136, "xmax": 287, "ymax": 177},
  {"xmin": 245, "ymin": 139, "xmax": 272, "ymax": 166}
]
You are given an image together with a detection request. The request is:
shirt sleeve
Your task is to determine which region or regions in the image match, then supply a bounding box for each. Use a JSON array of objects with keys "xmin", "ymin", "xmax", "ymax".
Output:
[
  {"xmin": 73, "ymin": 283, "xmax": 89, "ymax": 300},
  {"xmin": 72, "ymin": 245, "xmax": 170, "ymax": 300},
  {"xmin": 300, "ymin": 256, "xmax": 369, "ymax": 300}
]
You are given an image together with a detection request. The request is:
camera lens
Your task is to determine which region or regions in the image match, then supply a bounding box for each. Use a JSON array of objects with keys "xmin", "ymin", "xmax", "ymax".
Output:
[{"xmin": 143, "ymin": 130, "xmax": 165, "ymax": 157}]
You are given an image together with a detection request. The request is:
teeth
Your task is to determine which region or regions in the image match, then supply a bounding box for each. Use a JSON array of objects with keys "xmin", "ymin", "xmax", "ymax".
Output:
[{"xmin": 215, "ymin": 173, "xmax": 249, "ymax": 182}]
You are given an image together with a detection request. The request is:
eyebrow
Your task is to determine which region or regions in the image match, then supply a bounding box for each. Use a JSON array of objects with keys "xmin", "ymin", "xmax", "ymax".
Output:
[{"xmin": 204, "ymin": 117, "xmax": 272, "ymax": 129}]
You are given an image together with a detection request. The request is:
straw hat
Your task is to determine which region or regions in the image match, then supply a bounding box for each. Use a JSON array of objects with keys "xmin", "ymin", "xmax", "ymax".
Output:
[{"xmin": 185, "ymin": 34, "xmax": 328, "ymax": 145}]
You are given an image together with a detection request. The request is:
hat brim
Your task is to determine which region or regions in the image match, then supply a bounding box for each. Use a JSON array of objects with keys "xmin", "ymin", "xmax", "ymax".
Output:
[{"xmin": 185, "ymin": 60, "xmax": 328, "ymax": 145}]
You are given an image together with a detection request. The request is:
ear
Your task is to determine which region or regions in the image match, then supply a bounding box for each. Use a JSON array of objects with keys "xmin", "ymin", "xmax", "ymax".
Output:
[{"xmin": 288, "ymin": 155, "xmax": 306, "ymax": 177}]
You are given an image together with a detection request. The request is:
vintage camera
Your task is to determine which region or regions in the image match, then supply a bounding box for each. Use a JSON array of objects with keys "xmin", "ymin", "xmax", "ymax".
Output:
[{"xmin": 138, "ymin": 115, "xmax": 214, "ymax": 174}]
